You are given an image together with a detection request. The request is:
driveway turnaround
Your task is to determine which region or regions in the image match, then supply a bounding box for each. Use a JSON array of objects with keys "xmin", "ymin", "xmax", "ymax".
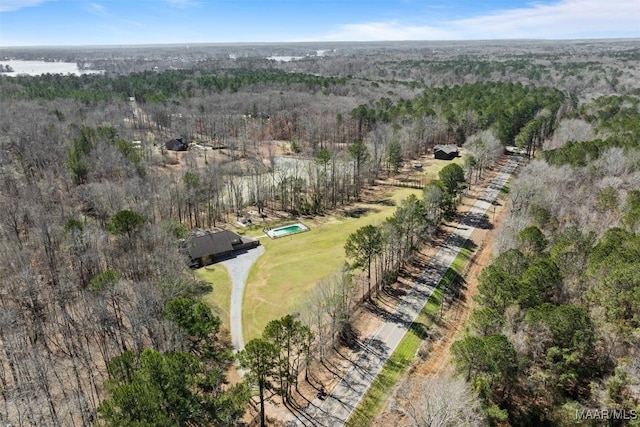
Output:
[
  {"xmin": 289, "ymin": 156, "xmax": 521, "ymax": 426},
  {"xmin": 222, "ymin": 245, "xmax": 265, "ymax": 352}
]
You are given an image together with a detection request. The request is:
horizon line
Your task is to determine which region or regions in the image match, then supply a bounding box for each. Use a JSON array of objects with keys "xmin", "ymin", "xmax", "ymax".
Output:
[{"xmin": 2, "ymin": 36, "xmax": 639, "ymax": 50}]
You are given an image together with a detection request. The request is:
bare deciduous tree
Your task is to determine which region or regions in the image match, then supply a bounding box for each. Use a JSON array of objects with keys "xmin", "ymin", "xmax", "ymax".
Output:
[
  {"xmin": 463, "ymin": 130, "xmax": 502, "ymax": 183},
  {"xmin": 389, "ymin": 372, "xmax": 485, "ymax": 427},
  {"xmin": 544, "ymin": 118, "xmax": 594, "ymax": 150}
]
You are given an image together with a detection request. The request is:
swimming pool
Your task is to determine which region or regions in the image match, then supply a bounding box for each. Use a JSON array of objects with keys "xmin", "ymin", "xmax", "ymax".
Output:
[{"xmin": 266, "ymin": 223, "xmax": 309, "ymax": 239}]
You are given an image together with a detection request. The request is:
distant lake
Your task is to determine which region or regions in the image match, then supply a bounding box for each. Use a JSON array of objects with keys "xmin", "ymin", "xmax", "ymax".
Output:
[
  {"xmin": 0, "ymin": 60, "xmax": 103, "ymax": 77},
  {"xmin": 266, "ymin": 55, "xmax": 304, "ymax": 62},
  {"xmin": 266, "ymin": 50, "xmax": 330, "ymax": 62}
]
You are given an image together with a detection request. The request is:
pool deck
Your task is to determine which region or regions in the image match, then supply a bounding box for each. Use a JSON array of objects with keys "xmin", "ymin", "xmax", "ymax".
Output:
[{"xmin": 265, "ymin": 222, "xmax": 310, "ymax": 239}]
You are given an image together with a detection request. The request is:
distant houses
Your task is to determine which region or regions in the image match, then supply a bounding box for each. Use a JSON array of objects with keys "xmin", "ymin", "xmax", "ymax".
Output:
[
  {"xmin": 433, "ymin": 144, "xmax": 459, "ymax": 160},
  {"xmin": 165, "ymin": 137, "xmax": 189, "ymax": 151},
  {"xmin": 184, "ymin": 229, "xmax": 260, "ymax": 268}
]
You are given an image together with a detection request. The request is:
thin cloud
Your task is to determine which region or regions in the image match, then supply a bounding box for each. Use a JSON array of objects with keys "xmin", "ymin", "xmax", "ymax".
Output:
[
  {"xmin": 319, "ymin": 0, "xmax": 640, "ymax": 41},
  {"xmin": 0, "ymin": 0, "xmax": 51, "ymax": 13},
  {"xmin": 451, "ymin": 0, "xmax": 640, "ymax": 39},
  {"xmin": 162, "ymin": 0, "xmax": 200, "ymax": 9},
  {"xmin": 86, "ymin": 2, "xmax": 106, "ymax": 15},
  {"xmin": 321, "ymin": 21, "xmax": 455, "ymax": 42}
]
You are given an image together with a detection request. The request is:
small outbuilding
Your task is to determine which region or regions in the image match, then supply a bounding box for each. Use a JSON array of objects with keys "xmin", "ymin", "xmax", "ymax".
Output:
[
  {"xmin": 433, "ymin": 144, "xmax": 459, "ymax": 160},
  {"xmin": 165, "ymin": 137, "xmax": 189, "ymax": 151},
  {"xmin": 504, "ymin": 145, "xmax": 528, "ymax": 156},
  {"xmin": 184, "ymin": 229, "xmax": 260, "ymax": 268}
]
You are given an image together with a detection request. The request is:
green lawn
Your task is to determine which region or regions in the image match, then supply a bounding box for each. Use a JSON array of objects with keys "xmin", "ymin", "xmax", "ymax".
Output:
[
  {"xmin": 197, "ymin": 187, "xmax": 426, "ymax": 341},
  {"xmin": 417, "ymin": 155, "xmax": 466, "ymax": 181},
  {"xmin": 196, "ymin": 264, "xmax": 232, "ymax": 331},
  {"xmin": 240, "ymin": 187, "xmax": 422, "ymax": 341}
]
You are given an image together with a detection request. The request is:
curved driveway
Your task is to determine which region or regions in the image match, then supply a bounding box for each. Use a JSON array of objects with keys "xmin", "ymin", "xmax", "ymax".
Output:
[
  {"xmin": 221, "ymin": 245, "xmax": 265, "ymax": 351},
  {"xmin": 290, "ymin": 156, "xmax": 522, "ymax": 426}
]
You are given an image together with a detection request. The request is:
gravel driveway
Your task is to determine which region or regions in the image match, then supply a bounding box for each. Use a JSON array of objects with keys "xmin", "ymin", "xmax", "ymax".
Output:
[{"xmin": 221, "ymin": 245, "xmax": 265, "ymax": 351}]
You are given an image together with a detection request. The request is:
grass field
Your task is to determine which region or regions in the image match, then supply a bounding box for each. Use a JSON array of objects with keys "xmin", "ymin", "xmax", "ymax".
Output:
[
  {"xmin": 196, "ymin": 264, "xmax": 232, "ymax": 330},
  {"xmin": 416, "ymin": 154, "xmax": 466, "ymax": 180},
  {"xmin": 240, "ymin": 187, "xmax": 423, "ymax": 340},
  {"xmin": 197, "ymin": 187, "xmax": 422, "ymax": 339},
  {"xmin": 198, "ymin": 155, "xmax": 469, "ymax": 340}
]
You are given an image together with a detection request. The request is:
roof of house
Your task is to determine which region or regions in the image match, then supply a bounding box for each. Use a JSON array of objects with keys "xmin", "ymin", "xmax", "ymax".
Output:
[
  {"xmin": 165, "ymin": 138, "xmax": 188, "ymax": 151},
  {"xmin": 434, "ymin": 144, "xmax": 459, "ymax": 155},
  {"xmin": 186, "ymin": 230, "xmax": 242, "ymax": 259}
]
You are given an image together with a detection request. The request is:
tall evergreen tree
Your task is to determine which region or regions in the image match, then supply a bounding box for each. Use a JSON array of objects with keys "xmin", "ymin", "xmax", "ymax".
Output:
[
  {"xmin": 238, "ymin": 339, "xmax": 279, "ymax": 427},
  {"xmin": 387, "ymin": 138, "xmax": 403, "ymax": 173}
]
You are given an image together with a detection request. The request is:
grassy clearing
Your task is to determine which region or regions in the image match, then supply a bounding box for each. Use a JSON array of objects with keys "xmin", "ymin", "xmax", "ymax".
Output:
[
  {"xmin": 345, "ymin": 242, "xmax": 473, "ymax": 427},
  {"xmin": 241, "ymin": 188, "xmax": 422, "ymax": 341},
  {"xmin": 450, "ymin": 244, "xmax": 472, "ymax": 273},
  {"xmin": 196, "ymin": 264, "xmax": 232, "ymax": 331},
  {"xmin": 417, "ymin": 155, "xmax": 466, "ymax": 181}
]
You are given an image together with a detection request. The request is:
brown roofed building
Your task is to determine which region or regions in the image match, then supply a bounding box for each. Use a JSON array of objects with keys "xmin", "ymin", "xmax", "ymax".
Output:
[
  {"xmin": 185, "ymin": 230, "xmax": 259, "ymax": 268},
  {"xmin": 433, "ymin": 144, "xmax": 459, "ymax": 160},
  {"xmin": 165, "ymin": 137, "xmax": 189, "ymax": 151}
]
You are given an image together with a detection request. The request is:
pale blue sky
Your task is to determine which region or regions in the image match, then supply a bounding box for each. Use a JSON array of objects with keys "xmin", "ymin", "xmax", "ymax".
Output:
[{"xmin": 1, "ymin": 0, "xmax": 639, "ymax": 47}]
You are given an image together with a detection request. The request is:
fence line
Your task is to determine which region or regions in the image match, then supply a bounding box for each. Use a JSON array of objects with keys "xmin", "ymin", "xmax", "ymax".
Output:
[{"xmin": 383, "ymin": 178, "xmax": 428, "ymax": 189}]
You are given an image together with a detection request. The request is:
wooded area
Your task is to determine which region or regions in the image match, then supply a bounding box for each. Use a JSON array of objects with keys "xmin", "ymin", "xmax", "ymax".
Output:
[
  {"xmin": 1, "ymin": 39, "xmax": 639, "ymax": 425},
  {"xmin": 451, "ymin": 90, "xmax": 640, "ymax": 425}
]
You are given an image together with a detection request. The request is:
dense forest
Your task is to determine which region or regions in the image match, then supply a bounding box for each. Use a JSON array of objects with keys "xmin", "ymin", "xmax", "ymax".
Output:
[
  {"xmin": 451, "ymin": 93, "xmax": 640, "ymax": 425},
  {"xmin": 0, "ymin": 39, "xmax": 639, "ymax": 426}
]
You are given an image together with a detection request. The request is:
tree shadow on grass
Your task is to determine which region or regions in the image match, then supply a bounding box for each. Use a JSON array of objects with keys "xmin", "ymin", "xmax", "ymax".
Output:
[
  {"xmin": 343, "ymin": 207, "xmax": 372, "ymax": 218},
  {"xmin": 409, "ymin": 321, "xmax": 431, "ymax": 340},
  {"xmin": 370, "ymin": 198, "xmax": 396, "ymax": 207},
  {"xmin": 448, "ymin": 272, "xmax": 468, "ymax": 304}
]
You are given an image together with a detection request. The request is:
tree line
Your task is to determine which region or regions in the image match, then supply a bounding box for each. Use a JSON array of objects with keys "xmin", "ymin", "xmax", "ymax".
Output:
[
  {"xmin": 350, "ymin": 81, "xmax": 566, "ymax": 150},
  {"xmin": 344, "ymin": 163, "xmax": 466, "ymax": 299},
  {"xmin": 0, "ymin": 68, "xmax": 349, "ymax": 103}
]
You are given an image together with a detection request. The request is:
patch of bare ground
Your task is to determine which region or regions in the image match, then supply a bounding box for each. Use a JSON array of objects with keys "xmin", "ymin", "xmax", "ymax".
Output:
[{"xmin": 258, "ymin": 158, "xmax": 512, "ymax": 426}]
